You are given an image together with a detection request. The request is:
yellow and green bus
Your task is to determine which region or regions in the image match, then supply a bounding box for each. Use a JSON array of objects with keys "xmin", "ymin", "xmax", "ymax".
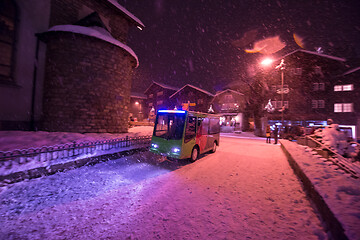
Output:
[{"xmin": 150, "ymin": 110, "xmax": 220, "ymax": 161}]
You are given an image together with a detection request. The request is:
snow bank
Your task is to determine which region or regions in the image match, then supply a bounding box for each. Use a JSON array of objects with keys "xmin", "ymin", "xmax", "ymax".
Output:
[
  {"xmin": 281, "ymin": 140, "xmax": 360, "ymax": 239},
  {"xmin": 0, "ymin": 126, "xmax": 153, "ymax": 152}
]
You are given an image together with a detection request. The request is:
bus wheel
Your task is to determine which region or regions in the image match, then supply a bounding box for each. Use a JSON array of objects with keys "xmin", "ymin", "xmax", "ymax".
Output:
[
  {"xmin": 190, "ymin": 147, "xmax": 199, "ymax": 162},
  {"xmin": 210, "ymin": 142, "xmax": 217, "ymax": 153}
]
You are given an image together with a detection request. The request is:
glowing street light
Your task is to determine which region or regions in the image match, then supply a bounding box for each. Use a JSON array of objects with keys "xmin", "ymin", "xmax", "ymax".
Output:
[{"xmin": 260, "ymin": 58, "xmax": 274, "ymax": 67}]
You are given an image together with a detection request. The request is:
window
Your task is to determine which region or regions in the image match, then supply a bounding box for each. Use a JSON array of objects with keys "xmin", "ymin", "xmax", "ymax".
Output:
[
  {"xmin": 157, "ymin": 91, "xmax": 163, "ymax": 96},
  {"xmin": 197, "ymin": 98, "xmax": 204, "ymax": 104},
  {"xmin": 334, "ymin": 103, "xmax": 342, "ymax": 112},
  {"xmin": 313, "ymin": 83, "xmax": 318, "ymax": 91},
  {"xmin": 334, "ymin": 85, "xmax": 342, "ymax": 91},
  {"xmin": 201, "ymin": 117, "xmax": 209, "ymax": 135},
  {"xmin": 0, "ymin": 0, "xmax": 17, "ymax": 83},
  {"xmin": 209, "ymin": 117, "xmax": 220, "ymax": 134},
  {"xmin": 184, "ymin": 116, "xmax": 196, "ymax": 142},
  {"xmin": 312, "ymin": 100, "xmax": 318, "ymax": 108},
  {"xmin": 343, "ymin": 84, "xmax": 353, "ymax": 91},
  {"xmin": 156, "ymin": 100, "xmax": 163, "ymax": 105},
  {"xmin": 283, "ymin": 101, "xmax": 289, "ymax": 108},
  {"xmin": 312, "ymin": 100, "xmax": 325, "ymax": 108},
  {"xmin": 271, "ymin": 101, "xmax": 287, "ymax": 109},
  {"xmin": 334, "ymin": 103, "xmax": 353, "ymax": 112},
  {"xmin": 313, "ymin": 83, "xmax": 325, "ymax": 91},
  {"xmin": 343, "ymin": 103, "xmax": 353, "ymax": 112},
  {"xmin": 148, "ymin": 102, "xmax": 153, "ymax": 106},
  {"xmin": 334, "ymin": 84, "xmax": 354, "ymax": 91},
  {"xmin": 149, "ymin": 94, "xmax": 153, "ymax": 98}
]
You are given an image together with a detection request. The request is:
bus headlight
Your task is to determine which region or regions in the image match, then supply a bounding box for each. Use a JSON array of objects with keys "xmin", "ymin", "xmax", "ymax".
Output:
[
  {"xmin": 172, "ymin": 147, "xmax": 180, "ymax": 153},
  {"xmin": 151, "ymin": 143, "xmax": 159, "ymax": 149}
]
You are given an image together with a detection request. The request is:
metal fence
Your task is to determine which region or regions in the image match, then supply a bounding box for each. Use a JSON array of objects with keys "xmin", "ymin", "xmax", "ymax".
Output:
[
  {"xmin": 297, "ymin": 136, "xmax": 360, "ymax": 179},
  {"xmin": 0, "ymin": 135, "xmax": 152, "ymax": 170}
]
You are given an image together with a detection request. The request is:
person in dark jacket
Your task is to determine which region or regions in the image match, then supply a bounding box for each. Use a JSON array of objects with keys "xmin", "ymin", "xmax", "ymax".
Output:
[{"xmin": 273, "ymin": 126, "xmax": 279, "ymax": 144}]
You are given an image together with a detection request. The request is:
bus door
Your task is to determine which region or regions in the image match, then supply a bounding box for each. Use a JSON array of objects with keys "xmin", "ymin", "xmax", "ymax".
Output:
[
  {"xmin": 206, "ymin": 117, "xmax": 220, "ymax": 150},
  {"xmin": 183, "ymin": 115, "xmax": 197, "ymax": 158},
  {"xmin": 197, "ymin": 117, "xmax": 210, "ymax": 152},
  {"xmin": 196, "ymin": 117, "xmax": 207, "ymax": 153}
]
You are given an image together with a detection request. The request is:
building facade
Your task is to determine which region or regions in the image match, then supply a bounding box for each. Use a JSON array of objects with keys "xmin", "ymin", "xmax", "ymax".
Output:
[
  {"xmin": 0, "ymin": 0, "xmax": 144, "ymax": 133},
  {"xmin": 169, "ymin": 84, "xmax": 214, "ymax": 113},
  {"xmin": 144, "ymin": 81, "xmax": 178, "ymax": 121},
  {"xmin": 265, "ymin": 50, "xmax": 347, "ymax": 125}
]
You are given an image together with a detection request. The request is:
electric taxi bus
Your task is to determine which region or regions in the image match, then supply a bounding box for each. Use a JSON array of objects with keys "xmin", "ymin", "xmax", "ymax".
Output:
[{"xmin": 150, "ymin": 110, "xmax": 220, "ymax": 161}]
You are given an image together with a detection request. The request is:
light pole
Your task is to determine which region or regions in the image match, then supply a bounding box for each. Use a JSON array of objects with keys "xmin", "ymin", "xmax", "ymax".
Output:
[{"xmin": 275, "ymin": 59, "xmax": 285, "ymax": 127}]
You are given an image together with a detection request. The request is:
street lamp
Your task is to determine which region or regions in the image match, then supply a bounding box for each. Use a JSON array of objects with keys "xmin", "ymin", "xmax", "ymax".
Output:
[
  {"xmin": 260, "ymin": 57, "xmax": 286, "ymax": 128},
  {"xmin": 275, "ymin": 59, "xmax": 285, "ymax": 127}
]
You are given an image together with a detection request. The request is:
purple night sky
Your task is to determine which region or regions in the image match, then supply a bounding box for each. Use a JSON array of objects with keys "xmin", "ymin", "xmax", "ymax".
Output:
[{"xmin": 120, "ymin": 0, "xmax": 360, "ymax": 93}]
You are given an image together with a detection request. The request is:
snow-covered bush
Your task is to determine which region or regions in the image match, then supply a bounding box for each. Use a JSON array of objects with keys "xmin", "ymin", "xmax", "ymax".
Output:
[{"xmin": 312, "ymin": 124, "xmax": 359, "ymax": 158}]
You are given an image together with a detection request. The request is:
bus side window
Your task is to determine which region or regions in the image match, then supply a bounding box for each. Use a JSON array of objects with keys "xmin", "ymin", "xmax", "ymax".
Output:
[
  {"xmin": 184, "ymin": 116, "xmax": 196, "ymax": 143},
  {"xmin": 201, "ymin": 117, "xmax": 210, "ymax": 135},
  {"xmin": 209, "ymin": 118, "xmax": 220, "ymax": 134}
]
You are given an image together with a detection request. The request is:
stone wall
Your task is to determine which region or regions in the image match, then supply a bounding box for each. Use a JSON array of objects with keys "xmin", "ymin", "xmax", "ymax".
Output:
[{"xmin": 41, "ymin": 32, "xmax": 134, "ymax": 133}]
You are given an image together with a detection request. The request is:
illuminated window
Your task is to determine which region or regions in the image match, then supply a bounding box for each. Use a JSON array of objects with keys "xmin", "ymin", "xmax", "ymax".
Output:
[
  {"xmin": 334, "ymin": 84, "xmax": 354, "ymax": 91},
  {"xmin": 157, "ymin": 91, "xmax": 163, "ymax": 96},
  {"xmin": 0, "ymin": 0, "xmax": 17, "ymax": 83},
  {"xmin": 149, "ymin": 94, "xmax": 153, "ymax": 98},
  {"xmin": 157, "ymin": 100, "xmax": 163, "ymax": 105},
  {"xmin": 334, "ymin": 103, "xmax": 353, "ymax": 112},
  {"xmin": 343, "ymin": 84, "xmax": 353, "ymax": 91},
  {"xmin": 334, "ymin": 104, "xmax": 342, "ymax": 112},
  {"xmin": 334, "ymin": 85, "xmax": 342, "ymax": 91},
  {"xmin": 343, "ymin": 103, "xmax": 353, "ymax": 112}
]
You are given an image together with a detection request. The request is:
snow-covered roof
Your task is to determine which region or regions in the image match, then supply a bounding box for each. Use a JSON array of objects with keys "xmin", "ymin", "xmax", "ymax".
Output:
[
  {"xmin": 215, "ymin": 89, "xmax": 244, "ymax": 97},
  {"xmin": 144, "ymin": 81, "xmax": 179, "ymax": 94},
  {"xmin": 130, "ymin": 92, "xmax": 147, "ymax": 99},
  {"xmin": 281, "ymin": 49, "xmax": 346, "ymax": 62},
  {"xmin": 169, "ymin": 84, "xmax": 214, "ymax": 98},
  {"xmin": 46, "ymin": 25, "xmax": 139, "ymax": 68},
  {"xmin": 343, "ymin": 66, "xmax": 360, "ymax": 76},
  {"xmin": 106, "ymin": 0, "xmax": 145, "ymax": 29}
]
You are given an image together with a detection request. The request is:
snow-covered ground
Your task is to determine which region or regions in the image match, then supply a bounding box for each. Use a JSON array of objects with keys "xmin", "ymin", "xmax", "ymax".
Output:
[
  {"xmin": 0, "ymin": 136, "xmax": 327, "ymax": 239},
  {"xmin": 281, "ymin": 140, "xmax": 360, "ymax": 240},
  {"xmin": 0, "ymin": 126, "xmax": 153, "ymax": 152}
]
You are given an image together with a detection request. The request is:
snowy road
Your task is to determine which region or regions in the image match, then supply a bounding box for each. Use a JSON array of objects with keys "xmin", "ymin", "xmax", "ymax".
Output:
[{"xmin": 0, "ymin": 136, "xmax": 327, "ymax": 239}]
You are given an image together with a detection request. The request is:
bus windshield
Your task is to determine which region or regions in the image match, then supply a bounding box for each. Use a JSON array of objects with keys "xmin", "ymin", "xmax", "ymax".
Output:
[{"xmin": 154, "ymin": 112, "xmax": 186, "ymax": 140}]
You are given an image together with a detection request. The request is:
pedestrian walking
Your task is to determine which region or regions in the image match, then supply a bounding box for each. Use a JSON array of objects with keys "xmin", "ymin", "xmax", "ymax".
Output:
[
  {"xmin": 273, "ymin": 126, "xmax": 279, "ymax": 144},
  {"xmin": 266, "ymin": 125, "xmax": 271, "ymax": 143}
]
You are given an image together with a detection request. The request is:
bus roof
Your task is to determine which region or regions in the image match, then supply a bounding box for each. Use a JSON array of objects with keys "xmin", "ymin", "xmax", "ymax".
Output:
[{"xmin": 157, "ymin": 110, "xmax": 220, "ymax": 117}]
